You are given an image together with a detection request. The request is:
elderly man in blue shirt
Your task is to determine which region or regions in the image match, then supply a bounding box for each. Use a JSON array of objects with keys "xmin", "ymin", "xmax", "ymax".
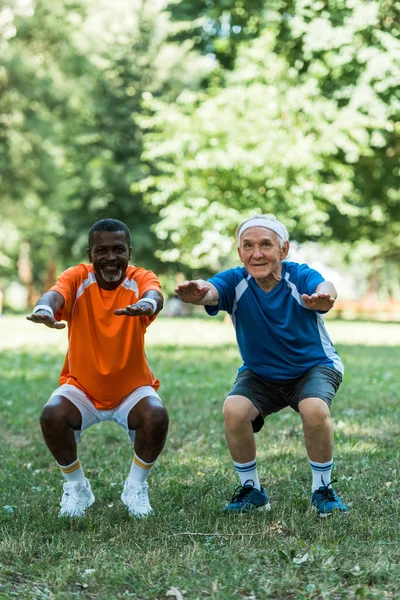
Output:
[{"xmin": 175, "ymin": 214, "xmax": 347, "ymax": 517}]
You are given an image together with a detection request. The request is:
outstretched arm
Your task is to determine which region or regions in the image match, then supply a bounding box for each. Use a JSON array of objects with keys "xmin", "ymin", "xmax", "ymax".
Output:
[
  {"xmin": 26, "ymin": 291, "xmax": 66, "ymax": 329},
  {"xmin": 175, "ymin": 280, "xmax": 219, "ymax": 306},
  {"xmin": 114, "ymin": 290, "xmax": 164, "ymax": 317},
  {"xmin": 302, "ymin": 281, "xmax": 337, "ymax": 312}
]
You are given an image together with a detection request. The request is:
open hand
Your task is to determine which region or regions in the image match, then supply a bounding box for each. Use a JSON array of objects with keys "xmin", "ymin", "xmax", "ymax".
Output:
[
  {"xmin": 114, "ymin": 301, "xmax": 154, "ymax": 317},
  {"xmin": 302, "ymin": 293, "xmax": 335, "ymax": 312},
  {"xmin": 26, "ymin": 311, "xmax": 66, "ymax": 329},
  {"xmin": 175, "ymin": 281, "xmax": 210, "ymax": 304}
]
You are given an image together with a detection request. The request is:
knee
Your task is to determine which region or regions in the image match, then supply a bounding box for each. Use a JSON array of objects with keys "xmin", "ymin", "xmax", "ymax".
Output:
[
  {"xmin": 299, "ymin": 398, "xmax": 331, "ymax": 428},
  {"xmin": 40, "ymin": 403, "xmax": 68, "ymax": 431},
  {"xmin": 144, "ymin": 404, "xmax": 169, "ymax": 436},
  {"xmin": 223, "ymin": 396, "xmax": 254, "ymax": 429}
]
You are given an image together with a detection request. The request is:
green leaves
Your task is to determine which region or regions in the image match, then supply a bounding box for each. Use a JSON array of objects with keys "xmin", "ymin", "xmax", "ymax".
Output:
[
  {"xmin": 1, "ymin": 0, "xmax": 399, "ymax": 294},
  {"xmin": 141, "ymin": 0, "xmax": 400, "ymax": 268}
]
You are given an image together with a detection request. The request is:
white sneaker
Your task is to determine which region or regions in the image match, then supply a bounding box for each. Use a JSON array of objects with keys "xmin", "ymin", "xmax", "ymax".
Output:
[
  {"xmin": 58, "ymin": 478, "xmax": 95, "ymax": 518},
  {"xmin": 121, "ymin": 480, "xmax": 153, "ymax": 518}
]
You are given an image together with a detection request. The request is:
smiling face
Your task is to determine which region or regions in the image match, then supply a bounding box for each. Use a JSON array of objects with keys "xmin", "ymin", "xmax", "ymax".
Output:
[
  {"xmin": 87, "ymin": 230, "xmax": 131, "ymax": 290},
  {"xmin": 237, "ymin": 226, "xmax": 289, "ymax": 287}
]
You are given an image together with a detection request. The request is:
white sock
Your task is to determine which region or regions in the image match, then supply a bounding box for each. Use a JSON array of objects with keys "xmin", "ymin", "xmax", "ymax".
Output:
[
  {"xmin": 127, "ymin": 453, "xmax": 155, "ymax": 486},
  {"xmin": 310, "ymin": 459, "xmax": 333, "ymax": 492},
  {"xmin": 57, "ymin": 458, "xmax": 86, "ymax": 483},
  {"xmin": 233, "ymin": 459, "xmax": 261, "ymax": 491}
]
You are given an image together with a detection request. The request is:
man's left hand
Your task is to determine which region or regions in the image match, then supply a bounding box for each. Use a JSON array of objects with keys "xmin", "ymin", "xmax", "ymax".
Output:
[
  {"xmin": 302, "ymin": 293, "xmax": 335, "ymax": 312},
  {"xmin": 114, "ymin": 301, "xmax": 154, "ymax": 317}
]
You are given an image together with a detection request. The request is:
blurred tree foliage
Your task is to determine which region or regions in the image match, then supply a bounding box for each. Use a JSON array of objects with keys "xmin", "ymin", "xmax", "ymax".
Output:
[
  {"xmin": 143, "ymin": 0, "xmax": 399, "ymax": 269},
  {"xmin": 165, "ymin": 0, "xmax": 267, "ymax": 70},
  {"xmin": 0, "ymin": 0, "xmax": 88, "ymax": 288},
  {"xmin": 58, "ymin": 8, "xmax": 162, "ymax": 270},
  {"xmin": 0, "ymin": 0, "xmax": 399, "ymax": 301}
]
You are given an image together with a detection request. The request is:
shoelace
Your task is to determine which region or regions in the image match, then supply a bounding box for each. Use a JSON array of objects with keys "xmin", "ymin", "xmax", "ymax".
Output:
[
  {"xmin": 126, "ymin": 485, "xmax": 148, "ymax": 508},
  {"xmin": 317, "ymin": 479, "xmax": 338, "ymax": 502},
  {"xmin": 61, "ymin": 488, "xmax": 83, "ymax": 508},
  {"xmin": 229, "ymin": 479, "xmax": 256, "ymax": 504}
]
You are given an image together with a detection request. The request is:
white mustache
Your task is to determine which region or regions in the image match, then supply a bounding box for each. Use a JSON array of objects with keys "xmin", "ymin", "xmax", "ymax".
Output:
[{"xmin": 100, "ymin": 268, "xmax": 123, "ymax": 282}]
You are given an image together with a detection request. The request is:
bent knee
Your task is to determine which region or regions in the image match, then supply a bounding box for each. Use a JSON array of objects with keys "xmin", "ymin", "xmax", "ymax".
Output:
[
  {"xmin": 144, "ymin": 403, "xmax": 169, "ymax": 433},
  {"xmin": 223, "ymin": 395, "xmax": 258, "ymax": 426},
  {"xmin": 40, "ymin": 403, "xmax": 67, "ymax": 429},
  {"xmin": 299, "ymin": 397, "xmax": 331, "ymax": 426},
  {"xmin": 40, "ymin": 397, "xmax": 81, "ymax": 430}
]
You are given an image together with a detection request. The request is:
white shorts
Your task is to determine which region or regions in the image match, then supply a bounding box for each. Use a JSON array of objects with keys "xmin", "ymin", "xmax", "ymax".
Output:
[{"xmin": 47, "ymin": 384, "xmax": 161, "ymax": 444}]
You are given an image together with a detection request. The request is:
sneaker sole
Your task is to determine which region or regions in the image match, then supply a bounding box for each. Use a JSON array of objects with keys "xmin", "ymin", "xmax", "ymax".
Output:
[
  {"xmin": 224, "ymin": 501, "xmax": 271, "ymax": 514},
  {"xmin": 127, "ymin": 509, "xmax": 154, "ymax": 518},
  {"xmin": 312, "ymin": 505, "xmax": 348, "ymax": 518}
]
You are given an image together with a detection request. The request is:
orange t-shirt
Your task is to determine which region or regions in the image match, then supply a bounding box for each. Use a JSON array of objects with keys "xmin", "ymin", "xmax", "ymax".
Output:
[{"xmin": 50, "ymin": 264, "xmax": 162, "ymax": 409}]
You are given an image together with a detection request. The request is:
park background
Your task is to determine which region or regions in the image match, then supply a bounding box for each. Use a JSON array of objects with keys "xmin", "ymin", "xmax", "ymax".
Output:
[
  {"xmin": 0, "ymin": 1, "xmax": 399, "ymax": 599},
  {"xmin": 0, "ymin": 0, "xmax": 399, "ymax": 317}
]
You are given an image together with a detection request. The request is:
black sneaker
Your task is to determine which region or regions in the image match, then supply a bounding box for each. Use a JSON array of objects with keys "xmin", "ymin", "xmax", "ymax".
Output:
[{"xmin": 223, "ymin": 480, "xmax": 270, "ymax": 514}]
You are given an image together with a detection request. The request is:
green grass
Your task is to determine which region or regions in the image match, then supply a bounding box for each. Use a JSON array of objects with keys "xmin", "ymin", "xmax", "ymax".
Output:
[{"xmin": 0, "ymin": 317, "xmax": 399, "ymax": 599}]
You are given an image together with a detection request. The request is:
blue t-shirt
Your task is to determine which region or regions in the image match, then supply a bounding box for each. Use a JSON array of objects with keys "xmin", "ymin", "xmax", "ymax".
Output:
[{"xmin": 205, "ymin": 261, "xmax": 343, "ymax": 381}]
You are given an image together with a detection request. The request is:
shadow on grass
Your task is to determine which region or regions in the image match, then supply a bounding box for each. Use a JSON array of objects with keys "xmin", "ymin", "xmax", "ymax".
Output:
[{"xmin": 1, "ymin": 344, "xmax": 399, "ymax": 538}]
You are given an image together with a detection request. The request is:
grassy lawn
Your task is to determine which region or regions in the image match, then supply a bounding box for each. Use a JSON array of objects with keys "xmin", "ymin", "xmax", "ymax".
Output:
[{"xmin": 0, "ymin": 316, "xmax": 399, "ymax": 599}]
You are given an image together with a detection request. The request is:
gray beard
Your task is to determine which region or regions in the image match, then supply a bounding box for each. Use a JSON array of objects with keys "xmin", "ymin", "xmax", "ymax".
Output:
[{"xmin": 100, "ymin": 268, "xmax": 123, "ymax": 283}]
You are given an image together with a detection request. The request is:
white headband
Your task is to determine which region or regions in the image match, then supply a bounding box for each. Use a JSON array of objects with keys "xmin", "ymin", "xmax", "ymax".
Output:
[{"xmin": 237, "ymin": 219, "xmax": 288, "ymax": 241}]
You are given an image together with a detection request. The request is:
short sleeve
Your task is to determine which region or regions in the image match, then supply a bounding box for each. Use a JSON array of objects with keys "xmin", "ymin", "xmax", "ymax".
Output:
[
  {"xmin": 296, "ymin": 264, "xmax": 325, "ymax": 296},
  {"xmin": 50, "ymin": 266, "xmax": 83, "ymax": 322},
  {"xmin": 204, "ymin": 269, "xmax": 237, "ymax": 316},
  {"xmin": 136, "ymin": 268, "xmax": 163, "ymax": 297}
]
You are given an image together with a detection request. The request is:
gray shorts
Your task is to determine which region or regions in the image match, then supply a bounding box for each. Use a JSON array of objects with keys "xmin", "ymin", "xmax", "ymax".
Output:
[{"xmin": 227, "ymin": 365, "xmax": 343, "ymax": 432}]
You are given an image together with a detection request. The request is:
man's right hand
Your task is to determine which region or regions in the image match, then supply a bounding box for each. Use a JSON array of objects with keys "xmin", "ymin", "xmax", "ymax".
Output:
[
  {"xmin": 26, "ymin": 310, "xmax": 66, "ymax": 329},
  {"xmin": 174, "ymin": 280, "xmax": 211, "ymax": 304}
]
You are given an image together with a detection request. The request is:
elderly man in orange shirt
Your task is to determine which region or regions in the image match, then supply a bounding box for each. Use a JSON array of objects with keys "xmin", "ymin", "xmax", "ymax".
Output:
[{"xmin": 27, "ymin": 218, "xmax": 169, "ymax": 518}]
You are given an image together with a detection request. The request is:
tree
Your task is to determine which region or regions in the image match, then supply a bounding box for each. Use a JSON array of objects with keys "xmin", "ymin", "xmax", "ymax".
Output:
[
  {"xmin": 165, "ymin": 0, "xmax": 267, "ymax": 70},
  {"xmin": 140, "ymin": 0, "xmax": 399, "ymax": 270},
  {"xmin": 0, "ymin": 0, "xmax": 177, "ymax": 299},
  {"xmin": 0, "ymin": 0, "xmax": 93, "ymax": 288}
]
